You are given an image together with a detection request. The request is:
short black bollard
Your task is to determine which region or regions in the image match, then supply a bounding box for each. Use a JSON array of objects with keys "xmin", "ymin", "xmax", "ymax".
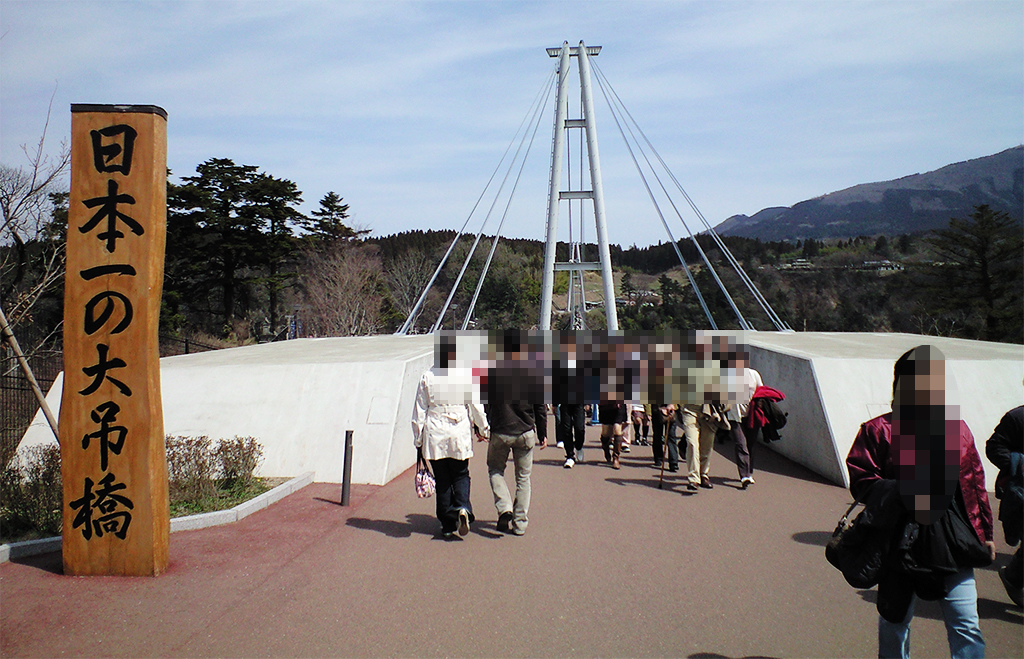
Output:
[{"xmin": 341, "ymin": 430, "xmax": 354, "ymax": 506}]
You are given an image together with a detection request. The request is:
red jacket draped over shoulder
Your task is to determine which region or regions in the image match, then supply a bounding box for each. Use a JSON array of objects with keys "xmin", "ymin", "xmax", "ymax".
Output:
[
  {"xmin": 846, "ymin": 413, "xmax": 994, "ymax": 543},
  {"xmin": 746, "ymin": 385, "xmax": 785, "ymax": 429}
]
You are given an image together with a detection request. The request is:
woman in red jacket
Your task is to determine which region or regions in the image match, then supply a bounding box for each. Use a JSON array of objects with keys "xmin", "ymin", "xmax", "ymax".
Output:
[{"xmin": 846, "ymin": 345, "xmax": 995, "ymax": 659}]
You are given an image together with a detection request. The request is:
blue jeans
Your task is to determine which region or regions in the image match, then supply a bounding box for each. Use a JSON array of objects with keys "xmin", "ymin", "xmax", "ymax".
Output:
[{"xmin": 878, "ymin": 568, "xmax": 985, "ymax": 659}]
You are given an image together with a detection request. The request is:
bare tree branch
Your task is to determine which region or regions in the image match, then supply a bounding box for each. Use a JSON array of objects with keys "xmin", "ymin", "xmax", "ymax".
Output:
[
  {"xmin": 0, "ymin": 87, "xmax": 69, "ymax": 336},
  {"xmin": 301, "ymin": 244, "xmax": 384, "ymax": 336}
]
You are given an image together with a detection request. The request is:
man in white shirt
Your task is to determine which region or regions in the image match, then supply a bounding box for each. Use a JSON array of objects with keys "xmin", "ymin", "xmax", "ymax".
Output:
[{"xmin": 727, "ymin": 350, "xmax": 763, "ymax": 489}]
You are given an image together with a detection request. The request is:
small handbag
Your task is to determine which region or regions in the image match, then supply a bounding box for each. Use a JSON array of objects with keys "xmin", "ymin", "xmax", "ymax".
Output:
[
  {"xmin": 825, "ymin": 496, "xmax": 888, "ymax": 589},
  {"xmin": 939, "ymin": 488, "xmax": 993, "ymax": 569},
  {"xmin": 414, "ymin": 448, "xmax": 435, "ymax": 499},
  {"xmin": 825, "ymin": 498, "xmax": 863, "ymax": 570}
]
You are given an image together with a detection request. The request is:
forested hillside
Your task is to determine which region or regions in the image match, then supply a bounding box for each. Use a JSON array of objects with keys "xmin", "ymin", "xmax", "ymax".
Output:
[{"xmin": 4, "ymin": 154, "xmax": 1021, "ymax": 372}]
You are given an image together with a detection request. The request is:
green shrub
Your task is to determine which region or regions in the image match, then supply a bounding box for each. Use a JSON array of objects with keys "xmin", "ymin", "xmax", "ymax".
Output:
[
  {"xmin": 0, "ymin": 444, "xmax": 62, "ymax": 541},
  {"xmin": 1, "ymin": 436, "xmax": 268, "ymax": 541}
]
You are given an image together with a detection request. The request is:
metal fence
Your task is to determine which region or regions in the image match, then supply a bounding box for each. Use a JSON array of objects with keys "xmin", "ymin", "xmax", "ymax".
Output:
[
  {"xmin": 1, "ymin": 341, "xmax": 62, "ymax": 465},
  {"xmin": 158, "ymin": 334, "xmax": 222, "ymax": 357}
]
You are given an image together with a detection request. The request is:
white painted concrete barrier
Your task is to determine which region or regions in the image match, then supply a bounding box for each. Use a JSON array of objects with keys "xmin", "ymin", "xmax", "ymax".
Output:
[
  {"xmin": 18, "ymin": 332, "xmax": 1021, "ymax": 491},
  {"xmin": 19, "ymin": 336, "xmax": 433, "ymax": 486},
  {"xmin": 744, "ymin": 332, "xmax": 1023, "ymax": 490}
]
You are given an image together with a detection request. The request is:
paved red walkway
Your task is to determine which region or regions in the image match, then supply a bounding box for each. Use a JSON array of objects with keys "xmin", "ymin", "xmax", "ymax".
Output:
[{"xmin": 2, "ymin": 423, "xmax": 1022, "ymax": 658}]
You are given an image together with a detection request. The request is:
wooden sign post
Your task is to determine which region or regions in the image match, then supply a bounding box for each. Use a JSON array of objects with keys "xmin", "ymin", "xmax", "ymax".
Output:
[{"xmin": 61, "ymin": 104, "xmax": 169, "ymax": 576}]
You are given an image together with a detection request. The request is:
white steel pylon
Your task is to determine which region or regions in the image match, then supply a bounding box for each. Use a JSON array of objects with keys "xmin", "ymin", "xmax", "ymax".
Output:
[{"xmin": 539, "ymin": 41, "xmax": 619, "ymax": 331}]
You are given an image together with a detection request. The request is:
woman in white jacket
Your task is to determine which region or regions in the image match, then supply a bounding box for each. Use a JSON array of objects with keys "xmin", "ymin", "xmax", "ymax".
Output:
[{"xmin": 412, "ymin": 343, "xmax": 489, "ymax": 538}]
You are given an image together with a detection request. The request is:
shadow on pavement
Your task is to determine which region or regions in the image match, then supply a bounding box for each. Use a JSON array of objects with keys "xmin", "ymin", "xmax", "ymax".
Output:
[
  {"xmin": 858, "ymin": 587, "xmax": 1023, "ymax": 624},
  {"xmin": 605, "ymin": 476, "xmax": 698, "ymax": 496},
  {"xmin": 533, "ymin": 458, "xmax": 575, "ymax": 467},
  {"xmin": 792, "ymin": 530, "xmax": 833, "ymax": 547},
  {"xmin": 346, "ymin": 513, "xmax": 437, "ymax": 539},
  {"xmin": 8, "ymin": 551, "xmax": 62, "ymax": 575},
  {"xmin": 713, "ymin": 440, "xmax": 835, "ymax": 486},
  {"xmin": 979, "ymin": 596, "xmax": 1024, "ymax": 624},
  {"xmin": 689, "ymin": 653, "xmax": 781, "ymax": 659},
  {"xmin": 471, "ymin": 525, "xmax": 504, "ymax": 540}
]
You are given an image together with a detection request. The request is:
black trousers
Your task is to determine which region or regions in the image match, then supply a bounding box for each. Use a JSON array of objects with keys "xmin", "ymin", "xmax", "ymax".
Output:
[
  {"xmin": 430, "ymin": 457, "xmax": 472, "ymax": 534},
  {"xmin": 558, "ymin": 404, "xmax": 586, "ymax": 460},
  {"xmin": 1008, "ymin": 545, "xmax": 1023, "ymax": 587}
]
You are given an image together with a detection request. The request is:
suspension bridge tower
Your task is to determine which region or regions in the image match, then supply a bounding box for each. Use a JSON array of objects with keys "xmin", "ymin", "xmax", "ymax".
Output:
[{"xmin": 539, "ymin": 41, "xmax": 618, "ymax": 331}]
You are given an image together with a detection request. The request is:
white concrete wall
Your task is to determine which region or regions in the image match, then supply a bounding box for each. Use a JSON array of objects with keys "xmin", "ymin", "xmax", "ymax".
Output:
[
  {"xmin": 19, "ymin": 336, "xmax": 434, "ymax": 485},
  {"xmin": 747, "ymin": 347, "xmax": 846, "ymax": 485},
  {"xmin": 747, "ymin": 333, "xmax": 1024, "ymax": 490},
  {"xmin": 19, "ymin": 332, "xmax": 1022, "ymax": 490}
]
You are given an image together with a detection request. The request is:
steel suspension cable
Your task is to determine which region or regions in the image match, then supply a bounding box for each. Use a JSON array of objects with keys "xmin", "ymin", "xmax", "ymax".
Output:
[
  {"xmin": 461, "ymin": 72, "xmax": 554, "ymax": 329},
  {"xmin": 635, "ymin": 129, "xmax": 787, "ymax": 330},
  {"xmin": 593, "ymin": 62, "xmax": 789, "ymax": 331},
  {"xmin": 593, "ymin": 64, "xmax": 750, "ymax": 330},
  {"xmin": 420, "ymin": 67, "xmax": 556, "ymax": 333},
  {"xmin": 397, "ymin": 68, "xmax": 556, "ymax": 334},
  {"xmin": 591, "ymin": 67, "xmax": 718, "ymax": 329},
  {"xmin": 657, "ymin": 163, "xmax": 789, "ymax": 330}
]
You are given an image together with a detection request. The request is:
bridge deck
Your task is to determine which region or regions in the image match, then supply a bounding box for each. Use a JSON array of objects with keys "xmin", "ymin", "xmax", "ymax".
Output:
[{"xmin": 2, "ymin": 421, "xmax": 1021, "ymax": 657}]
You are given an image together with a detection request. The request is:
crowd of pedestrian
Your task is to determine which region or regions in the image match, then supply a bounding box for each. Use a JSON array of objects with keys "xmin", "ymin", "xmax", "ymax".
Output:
[
  {"xmin": 411, "ymin": 333, "xmax": 1022, "ymax": 656},
  {"xmin": 413, "ymin": 331, "xmax": 776, "ymax": 539}
]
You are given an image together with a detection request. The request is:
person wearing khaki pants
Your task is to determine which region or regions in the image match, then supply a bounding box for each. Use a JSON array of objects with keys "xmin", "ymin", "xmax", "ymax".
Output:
[
  {"xmin": 675, "ymin": 405, "xmax": 717, "ymax": 491},
  {"xmin": 485, "ymin": 402, "xmax": 547, "ymax": 536}
]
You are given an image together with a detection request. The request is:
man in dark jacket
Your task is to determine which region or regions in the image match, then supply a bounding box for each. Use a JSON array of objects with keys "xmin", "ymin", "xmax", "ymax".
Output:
[
  {"xmin": 986, "ymin": 404, "xmax": 1023, "ymax": 607},
  {"xmin": 485, "ymin": 332, "xmax": 547, "ymax": 536}
]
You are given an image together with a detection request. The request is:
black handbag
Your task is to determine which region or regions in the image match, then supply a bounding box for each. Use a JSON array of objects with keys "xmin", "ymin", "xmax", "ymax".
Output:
[
  {"xmin": 826, "ymin": 500, "xmax": 862, "ymax": 563},
  {"xmin": 939, "ymin": 487, "xmax": 993, "ymax": 569},
  {"xmin": 825, "ymin": 487, "xmax": 893, "ymax": 589},
  {"xmin": 825, "ymin": 498, "xmax": 877, "ymax": 587}
]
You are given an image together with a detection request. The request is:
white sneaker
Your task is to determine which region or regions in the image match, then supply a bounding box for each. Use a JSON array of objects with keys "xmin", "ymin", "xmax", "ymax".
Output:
[
  {"xmin": 556, "ymin": 441, "xmax": 565, "ymax": 449},
  {"xmin": 741, "ymin": 476, "xmax": 755, "ymax": 489},
  {"xmin": 563, "ymin": 458, "xmax": 575, "ymax": 469}
]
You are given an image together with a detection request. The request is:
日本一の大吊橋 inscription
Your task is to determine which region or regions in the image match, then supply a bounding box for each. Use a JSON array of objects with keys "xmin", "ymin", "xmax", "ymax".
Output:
[{"xmin": 61, "ymin": 104, "xmax": 169, "ymax": 576}]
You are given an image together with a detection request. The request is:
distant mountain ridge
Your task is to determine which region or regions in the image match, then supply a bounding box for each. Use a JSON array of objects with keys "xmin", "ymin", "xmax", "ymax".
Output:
[{"xmin": 715, "ymin": 146, "xmax": 1023, "ymax": 240}]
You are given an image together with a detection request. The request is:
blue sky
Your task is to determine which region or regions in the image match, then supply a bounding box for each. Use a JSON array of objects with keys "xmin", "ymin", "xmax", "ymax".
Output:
[{"xmin": 2, "ymin": 0, "xmax": 1021, "ymax": 248}]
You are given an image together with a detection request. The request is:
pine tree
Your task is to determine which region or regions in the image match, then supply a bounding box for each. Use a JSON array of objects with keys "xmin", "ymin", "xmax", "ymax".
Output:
[
  {"xmin": 925, "ymin": 205, "xmax": 1023, "ymax": 342},
  {"xmin": 305, "ymin": 192, "xmax": 367, "ymax": 244}
]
